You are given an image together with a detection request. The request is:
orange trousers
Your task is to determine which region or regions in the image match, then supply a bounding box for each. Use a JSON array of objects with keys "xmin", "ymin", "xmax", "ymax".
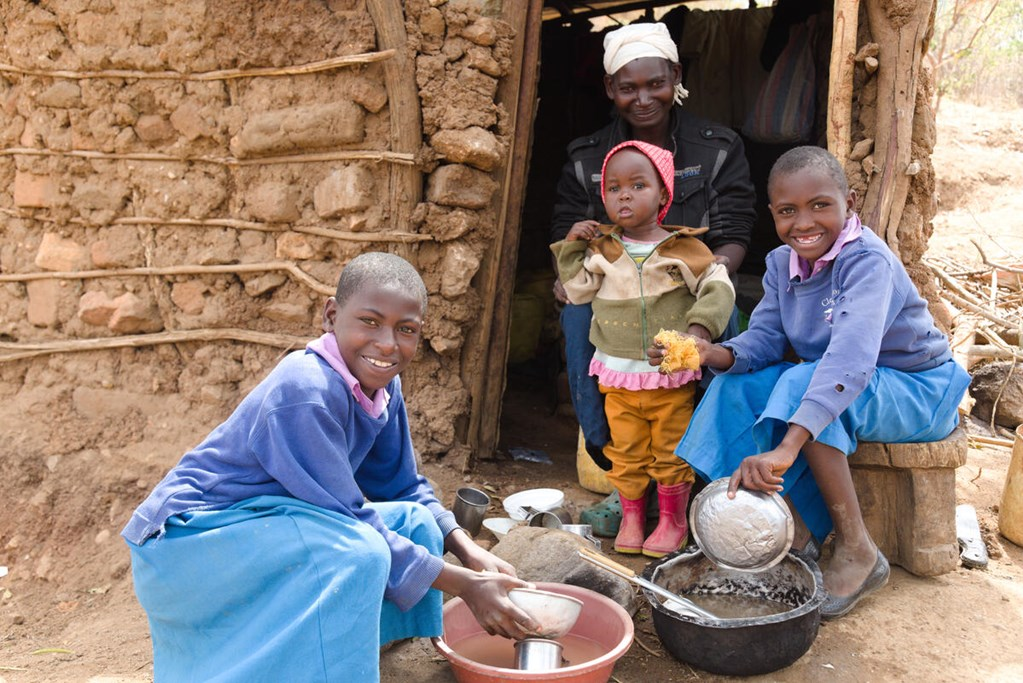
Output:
[{"xmin": 599, "ymin": 383, "xmax": 696, "ymax": 500}]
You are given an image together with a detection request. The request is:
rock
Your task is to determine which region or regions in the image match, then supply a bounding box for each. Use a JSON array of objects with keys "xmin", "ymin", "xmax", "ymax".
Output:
[
  {"xmin": 849, "ymin": 138, "xmax": 874, "ymax": 162},
  {"xmin": 427, "ymin": 164, "xmax": 498, "ymax": 209},
  {"xmin": 490, "ymin": 526, "xmax": 638, "ymax": 615},
  {"xmin": 170, "ymin": 100, "xmax": 217, "ymax": 141},
  {"xmin": 350, "ymin": 77, "xmax": 388, "ymax": 113},
  {"xmin": 26, "ymin": 280, "xmax": 61, "ymax": 327},
  {"xmin": 170, "ymin": 281, "xmax": 207, "ymax": 315},
  {"xmin": 36, "ymin": 81, "xmax": 82, "ymax": 108},
  {"xmin": 246, "ymin": 181, "xmax": 301, "ymax": 223},
  {"xmin": 243, "ymin": 272, "xmax": 288, "ymax": 297},
  {"xmin": 431, "ymin": 126, "xmax": 502, "ymax": 171},
  {"xmin": 461, "ymin": 18, "xmax": 498, "ymax": 46},
  {"xmin": 135, "ymin": 114, "xmax": 176, "ymax": 143},
  {"xmin": 970, "ymin": 361, "xmax": 1023, "ymax": 429},
  {"xmin": 108, "ymin": 292, "xmax": 164, "ymax": 333},
  {"xmin": 230, "ymin": 101, "xmax": 365, "ymax": 158},
  {"xmin": 14, "ymin": 171, "xmax": 59, "ymax": 208},
  {"xmin": 440, "ymin": 243, "xmax": 480, "ymax": 298},
  {"xmin": 36, "ymin": 233, "xmax": 90, "ymax": 272},
  {"xmin": 263, "ymin": 302, "xmax": 311, "ymax": 324},
  {"xmin": 78, "ymin": 290, "xmax": 117, "ymax": 327},
  {"xmin": 276, "ymin": 232, "xmax": 315, "ymax": 260},
  {"xmin": 71, "ymin": 180, "xmax": 129, "ymax": 212},
  {"xmin": 425, "ymin": 207, "xmax": 474, "ymax": 241},
  {"xmin": 313, "ymin": 166, "xmax": 373, "ymax": 217}
]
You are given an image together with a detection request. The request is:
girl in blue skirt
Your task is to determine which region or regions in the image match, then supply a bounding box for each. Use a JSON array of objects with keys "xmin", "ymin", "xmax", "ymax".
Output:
[
  {"xmin": 123, "ymin": 253, "xmax": 537, "ymax": 682},
  {"xmin": 652, "ymin": 147, "xmax": 970, "ymax": 620}
]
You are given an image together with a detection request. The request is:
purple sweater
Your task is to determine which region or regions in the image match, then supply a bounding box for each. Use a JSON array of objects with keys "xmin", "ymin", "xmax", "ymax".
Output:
[
  {"xmin": 121, "ymin": 348, "xmax": 457, "ymax": 611},
  {"xmin": 722, "ymin": 227, "xmax": 953, "ymax": 438}
]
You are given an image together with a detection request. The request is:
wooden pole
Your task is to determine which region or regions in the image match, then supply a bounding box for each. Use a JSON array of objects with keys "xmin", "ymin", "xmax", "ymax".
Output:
[
  {"xmin": 827, "ymin": 0, "xmax": 860, "ymax": 168},
  {"xmin": 464, "ymin": 0, "xmax": 544, "ymax": 470},
  {"xmin": 861, "ymin": 0, "xmax": 935, "ymax": 251}
]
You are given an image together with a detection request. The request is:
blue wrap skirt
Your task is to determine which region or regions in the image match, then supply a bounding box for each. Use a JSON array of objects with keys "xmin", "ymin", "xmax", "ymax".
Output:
[
  {"xmin": 128, "ymin": 496, "xmax": 444, "ymax": 683},
  {"xmin": 677, "ymin": 359, "xmax": 970, "ymax": 543}
]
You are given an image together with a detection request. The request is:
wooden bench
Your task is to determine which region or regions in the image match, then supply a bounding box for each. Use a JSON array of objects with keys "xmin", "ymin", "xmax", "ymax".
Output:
[{"xmin": 849, "ymin": 428, "xmax": 967, "ymax": 576}]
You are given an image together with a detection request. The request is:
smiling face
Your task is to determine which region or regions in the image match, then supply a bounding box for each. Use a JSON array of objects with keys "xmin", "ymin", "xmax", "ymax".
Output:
[
  {"xmin": 603, "ymin": 147, "xmax": 669, "ymax": 237},
  {"xmin": 322, "ymin": 284, "xmax": 423, "ymax": 392},
  {"xmin": 769, "ymin": 167, "xmax": 856, "ymax": 263},
  {"xmin": 604, "ymin": 57, "xmax": 681, "ymax": 138}
]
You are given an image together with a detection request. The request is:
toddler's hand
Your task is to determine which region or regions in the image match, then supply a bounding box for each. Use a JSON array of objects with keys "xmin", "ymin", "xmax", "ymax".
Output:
[{"xmin": 566, "ymin": 220, "xmax": 600, "ymax": 242}]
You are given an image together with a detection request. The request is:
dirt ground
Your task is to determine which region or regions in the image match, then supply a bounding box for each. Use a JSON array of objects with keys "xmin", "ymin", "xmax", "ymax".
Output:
[{"xmin": 2, "ymin": 98, "xmax": 1023, "ymax": 682}]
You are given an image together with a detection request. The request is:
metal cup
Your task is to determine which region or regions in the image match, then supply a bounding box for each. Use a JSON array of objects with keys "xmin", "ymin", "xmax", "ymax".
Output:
[
  {"xmin": 514, "ymin": 638, "xmax": 564, "ymax": 671},
  {"xmin": 561, "ymin": 523, "xmax": 602, "ymax": 550},
  {"xmin": 452, "ymin": 487, "xmax": 490, "ymax": 536},
  {"xmin": 527, "ymin": 511, "xmax": 564, "ymax": 529}
]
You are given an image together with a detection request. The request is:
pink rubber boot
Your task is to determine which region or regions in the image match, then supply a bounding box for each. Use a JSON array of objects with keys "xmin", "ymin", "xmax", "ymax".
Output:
[
  {"xmin": 613, "ymin": 492, "xmax": 647, "ymax": 554},
  {"xmin": 642, "ymin": 482, "xmax": 692, "ymax": 558}
]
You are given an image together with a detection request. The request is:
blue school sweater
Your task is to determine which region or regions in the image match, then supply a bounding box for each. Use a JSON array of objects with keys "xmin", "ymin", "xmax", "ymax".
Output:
[
  {"xmin": 721, "ymin": 227, "xmax": 954, "ymax": 438},
  {"xmin": 122, "ymin": 348, "xmax": 456, "ymax": 611}
]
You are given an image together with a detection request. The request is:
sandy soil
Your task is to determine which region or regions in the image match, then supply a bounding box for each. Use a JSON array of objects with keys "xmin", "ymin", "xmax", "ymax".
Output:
[{"xmin": 1, "ymin": 99, "xmax": 1022, "ymax": 683}]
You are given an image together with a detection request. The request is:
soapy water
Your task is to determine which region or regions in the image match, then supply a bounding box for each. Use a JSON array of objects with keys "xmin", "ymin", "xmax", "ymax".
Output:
[
  {"xmin": 451, "ymin": 632, "xmax": 607, "ymax": 670},
  {"xmin": 672, "ymin": 592, "xmax": 792, "ymax": 619}
]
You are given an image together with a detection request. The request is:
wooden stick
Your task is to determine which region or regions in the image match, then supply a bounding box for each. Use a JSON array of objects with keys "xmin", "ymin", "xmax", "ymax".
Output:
[
  {"xmin": 968, "ymin": 435, "xmax": 1014, "ymax": 448},
  {"xmin": 0, "ymin": 262, "xmax": 335, "ymax": 295},
  {"xmin": 972, "ymin": 238, "xmax": 1023, "ymax": 275},
  {"xmin": 828, "ymin": 0, "xmax": 861, "ymax": 167},
  {"xmin": 3, "ymin": 211, "xmax": 432, "ymax": 244},
  {"xmin": 1, "ymin": 147, "xmax": 415, "ymax": 167},
  {"xmin": 0, "ymin": 50, "xmax": 395, "ymax": 81},
  {"xmin": 0, "ymin": 328, "xmax": 308, "ymax": 363}
]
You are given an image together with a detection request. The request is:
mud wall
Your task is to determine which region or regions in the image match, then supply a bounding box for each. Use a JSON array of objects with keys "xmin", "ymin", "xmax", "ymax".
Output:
[{"xmin": 0, "ymin": 0, "xmax": 514, "ymax": 459}]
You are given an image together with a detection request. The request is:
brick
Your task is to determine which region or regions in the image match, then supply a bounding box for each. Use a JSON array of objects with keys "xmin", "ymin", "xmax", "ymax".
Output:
[
  {"xmin": 26, "ymin": 280, "xmax": 61, "ymax": 327},
  {"xmin": 13, "ymin": 171, "xmax": 58, "ymax": 208},
  {"xmin": 426, "ymin": 164, "xmax": 497, "ymax": 209},
  {"xmin": 313, "ymin": 166, "xmax": 373, "ymax": 218},
  {"xmin": 35, "ymin": 233, "xmax": 90, "ymax": 272},
  {"xmin": 230, "ymin": 101, "xmax": 365, "ymax": 158},
  {"xmin": 431, "ymin": 126, "xmax": 503, "ymax": 172}
]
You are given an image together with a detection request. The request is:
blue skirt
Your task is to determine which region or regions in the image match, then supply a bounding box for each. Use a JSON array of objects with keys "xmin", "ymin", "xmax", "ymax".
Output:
[
  {"xmin": 677, "ymin": 359, "xmax": 970, "ymax": 543},
  {"xmin": 128, "ymin": 496, "xmax": 444, "ymax": 683}
]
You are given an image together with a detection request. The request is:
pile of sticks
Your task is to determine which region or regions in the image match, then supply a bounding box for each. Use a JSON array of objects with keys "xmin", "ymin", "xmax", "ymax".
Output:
[{"xmin": 925, "ymin": 240, "xmax": 1023, "ymax": 367}]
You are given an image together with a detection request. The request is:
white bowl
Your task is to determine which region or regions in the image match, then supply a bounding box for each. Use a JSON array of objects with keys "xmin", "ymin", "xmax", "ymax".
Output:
[
  {"xmin": 508, "ymin": 587, "xmax": 584, "ymax": 639},
  {"xmin": 482, "ymin": 517, "xmax": 520, "ymax": 540},
  {"xmin": 503, "ymin": 488, "xmax": 565, "ymax": 521}
]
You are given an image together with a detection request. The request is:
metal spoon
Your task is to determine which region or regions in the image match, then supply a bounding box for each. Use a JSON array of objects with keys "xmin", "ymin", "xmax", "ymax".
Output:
[{"xmin": 577, "ymin": 546, "xmax": 718, "ymax": 620}]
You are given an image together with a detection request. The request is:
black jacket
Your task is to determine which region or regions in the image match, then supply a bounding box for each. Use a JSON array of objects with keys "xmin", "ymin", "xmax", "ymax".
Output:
[{"xmin": 550, "ymin": 109, "xmax": 756, "ymax": 252}]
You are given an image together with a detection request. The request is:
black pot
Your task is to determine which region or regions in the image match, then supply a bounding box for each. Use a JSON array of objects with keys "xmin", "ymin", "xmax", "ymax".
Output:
[{"xmin": 641, "ymin": 548, "xmax": 825, "ymax": 676}]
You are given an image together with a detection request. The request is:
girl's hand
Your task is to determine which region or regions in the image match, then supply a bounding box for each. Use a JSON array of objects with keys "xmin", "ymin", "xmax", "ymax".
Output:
[
  {"xmin": 727, "ymin": 446, "xmax": 799, "ymax": 496},
  {"xmin": 566, "ymin": 220, "xmax": 600, "ymax": 242},
  {"xmin": 458, "ymin": 570, "xmax": 538, "ymax": 639}
]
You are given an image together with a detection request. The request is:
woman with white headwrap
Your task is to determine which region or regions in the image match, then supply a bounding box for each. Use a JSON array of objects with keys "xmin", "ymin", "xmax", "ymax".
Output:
[{"xmin": 551, "ymin": 22, "xmax": 756, "ymax": 537}]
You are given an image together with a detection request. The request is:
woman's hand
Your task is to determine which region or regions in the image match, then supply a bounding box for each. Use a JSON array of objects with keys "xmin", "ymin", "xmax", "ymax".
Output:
[{"xmin": 566, "ymin": 220, "xmax": 600, "ymax": 242}]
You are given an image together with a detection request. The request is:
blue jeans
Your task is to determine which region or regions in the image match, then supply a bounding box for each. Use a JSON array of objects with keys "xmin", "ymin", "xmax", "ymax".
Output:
[
  {"xmin": 561, "ymin": 303, "xmax": 612, "ymax": 470},
  {"xmin": 561, "ymin": 302, "xmax": 742, "ymax": 470}
]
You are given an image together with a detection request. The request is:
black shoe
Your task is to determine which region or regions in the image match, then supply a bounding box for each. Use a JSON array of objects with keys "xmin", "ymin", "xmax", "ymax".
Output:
[
  {"xmin": 820, "ymin": 550, "xmax": 890, "ymax": 620},
  {"xmin": 791, "ymin": 536, "xmax": 821, "ymax": 564}
]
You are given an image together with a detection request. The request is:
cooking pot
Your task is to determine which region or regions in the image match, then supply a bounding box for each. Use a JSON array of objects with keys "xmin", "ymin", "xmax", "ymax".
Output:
[{"xmin": 641, "ymin": 548, "xmax": 825, "ymax": 676}]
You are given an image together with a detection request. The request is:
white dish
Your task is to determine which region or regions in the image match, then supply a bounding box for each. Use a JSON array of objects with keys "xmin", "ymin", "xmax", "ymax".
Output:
[
  {"xmin": 508, "ymin": 587, "xmax": 584, "ymax": 639},
  {"xmin": 481, "ymin": 517, "xmax": 520, "ymax": 539},
  {"xmin": 503, "ymin": 488, "xmax": 565, "ymax": 521}
]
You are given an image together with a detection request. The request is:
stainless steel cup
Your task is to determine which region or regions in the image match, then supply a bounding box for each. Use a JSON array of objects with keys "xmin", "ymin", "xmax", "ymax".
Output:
[
  {"xmin": 452, "ymin": 487, "xmax": 490, "ymax": 536},
  {"xmin": 514, "ymin": 638, "xmax": 564, "ymax": 671},
  {"xmin": 527, "ymin": 511, "xmax": 564, "ymax": 529},
  {"xmin": 561, "ymin": 523, "xmax": 601, "ymax": 550}
]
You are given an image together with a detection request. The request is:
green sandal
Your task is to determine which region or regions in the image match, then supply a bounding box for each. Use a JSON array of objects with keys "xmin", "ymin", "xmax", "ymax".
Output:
[{"xmin": 580, "ymin": 487, "xmax": 660, "ymax": 537}]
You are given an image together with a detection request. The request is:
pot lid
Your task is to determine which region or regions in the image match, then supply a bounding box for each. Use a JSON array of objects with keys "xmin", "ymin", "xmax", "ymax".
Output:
[{"xmin": 689, "ymin": 478, "xmax": 795, "ymax": 572}]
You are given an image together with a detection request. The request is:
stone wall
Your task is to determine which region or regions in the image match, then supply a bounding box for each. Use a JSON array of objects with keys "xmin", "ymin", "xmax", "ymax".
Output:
[{"xmin": 0, "ymin": 0, "xmax": 514, "ymax": 459}]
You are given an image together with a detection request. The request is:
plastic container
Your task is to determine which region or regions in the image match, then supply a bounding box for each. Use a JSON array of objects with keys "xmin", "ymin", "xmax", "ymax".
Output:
[
  {"xmin": 433, "ymin": 582, "xmax": 633, "ymax": 683},
  {"xmin": 576, "ymin": 429, "xmax": 614, "ymax": 495},
  {"xmin": 999, "ymin": 424, "xmax": 1023, "ymax": 546}
]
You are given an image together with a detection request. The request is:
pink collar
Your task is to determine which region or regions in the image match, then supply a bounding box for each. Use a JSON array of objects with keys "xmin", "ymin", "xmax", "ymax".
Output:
[
  {"xmin": 789, "ymin": 213, "xmax": 863, "ymax": 281},
  {"xmin": 307, "ymin": 333, "xmax": 388, "ymax": 418}
]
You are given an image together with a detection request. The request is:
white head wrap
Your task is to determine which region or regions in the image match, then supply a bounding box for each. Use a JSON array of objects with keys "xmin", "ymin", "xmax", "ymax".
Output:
[{"xmin": 602, "ymin": 23, "xmax": 689, "ymax": 104}]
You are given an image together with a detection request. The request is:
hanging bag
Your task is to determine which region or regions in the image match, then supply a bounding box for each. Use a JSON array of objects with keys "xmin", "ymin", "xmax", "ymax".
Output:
[{"xmin": 742, "ymin": 17, "xmax": 817, "ymax": 144}]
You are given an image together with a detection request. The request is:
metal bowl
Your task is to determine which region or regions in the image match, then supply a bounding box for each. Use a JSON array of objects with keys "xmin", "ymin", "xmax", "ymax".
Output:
[{"xmin": 689, "ymin": 478, "xmax": 794, "ymax": 572}]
